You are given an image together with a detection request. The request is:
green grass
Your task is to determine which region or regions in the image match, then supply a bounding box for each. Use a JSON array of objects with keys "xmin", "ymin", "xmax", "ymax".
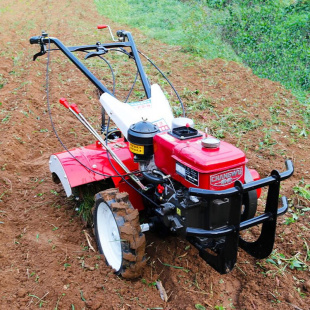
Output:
[
  {"xmin": 94, "ymin": 0, "xmax": 309, "ymax": 104},
  {"xmin": 293, "ymin": 180, "xmax": 310, "ymax": 201},
  {"xmin": 94, "ymin": 0, "xmax": 239, "ymax": 61},
  {"xmin": 265, "ymin": 249, "xmax": 309, "ymax": 273},
  {"xmin": 222, "ymin": 0, "xmax": 309, "ymax": 103}
]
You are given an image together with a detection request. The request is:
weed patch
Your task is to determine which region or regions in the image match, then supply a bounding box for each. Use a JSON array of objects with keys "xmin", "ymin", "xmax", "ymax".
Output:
[
  {"xmin": 221, "ymin": 0, "xmax": 310, "ymax": 101},
  {"xmin": 94, "ymin": 0, "xmax": 239, "ymax": 61},
  {"xmin": 95, "ymin": 0, "xmax": 309, "ymax": 103},
  {"xmin": 266, "ymin": 250, "xmax": 309, "ymax": 273}
]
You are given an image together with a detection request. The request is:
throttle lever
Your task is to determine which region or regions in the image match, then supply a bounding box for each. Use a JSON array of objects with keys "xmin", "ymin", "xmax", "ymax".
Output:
[
  {"xmin": 33, "ymin": 44, "xmax": 47, "ymax": 61},
  {"xmin": 32, "ymin": 32, "xmax": 49, "ymax": 61}
]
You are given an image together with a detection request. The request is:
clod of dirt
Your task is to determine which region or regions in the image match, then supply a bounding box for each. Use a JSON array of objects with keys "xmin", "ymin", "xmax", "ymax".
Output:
[
  {"xmin": 304, "ymin": 280, "xmax": 310, "ymax": 292},
  {"xmin": 17, "ymin": 288, "xmax": 27, "ymax": 298}
]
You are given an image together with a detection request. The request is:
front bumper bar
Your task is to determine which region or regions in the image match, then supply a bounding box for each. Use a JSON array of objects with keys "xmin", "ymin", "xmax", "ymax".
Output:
[{"xmin": 186, "ymin": 160, "xmax": 294, "ymax": 274}]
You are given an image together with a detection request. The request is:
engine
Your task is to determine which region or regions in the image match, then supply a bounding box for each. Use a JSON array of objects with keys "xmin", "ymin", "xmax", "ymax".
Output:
[
  {"xmin": 127, "ymin": 119, "xmax": 258, "ymax": 234},
  {"xmin": 153, "ymin": 128, "xmax": 247, "ymax": 190}
]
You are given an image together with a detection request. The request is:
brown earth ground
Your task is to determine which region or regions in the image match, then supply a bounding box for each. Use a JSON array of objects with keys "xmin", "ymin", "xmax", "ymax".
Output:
[{"xmin": 0, "ymin": 0, "xmax": 309, "ymax": 309}]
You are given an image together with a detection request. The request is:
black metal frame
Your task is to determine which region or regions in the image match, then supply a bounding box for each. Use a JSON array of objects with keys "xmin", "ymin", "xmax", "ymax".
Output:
[
  {"xmin": 186, "ymin": 160, "xmax": 293, "ymax": 274},
  {"xmin": 30, "ymin": 31, "xmax": 151, "ymax": 98}
]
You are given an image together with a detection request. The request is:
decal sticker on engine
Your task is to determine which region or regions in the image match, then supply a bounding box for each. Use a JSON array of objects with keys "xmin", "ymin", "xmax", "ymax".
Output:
[
  {"xmin": 152, "ymin": 118, "xmax": 170, "ymax": 132},
  {"xmin": 210, "ymin": 167, "xmax": 243, "ymax": 188},
  {"xmin": 176, "ymin": 162, "xmax": 199, "ymax": 186}
]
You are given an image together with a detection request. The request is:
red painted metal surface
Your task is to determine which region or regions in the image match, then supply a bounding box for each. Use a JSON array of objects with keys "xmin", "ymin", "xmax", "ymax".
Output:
[
  {"xmin": 53, "ymin": 138, "xmax": 138, "ymax": 188},
  {"xmin": 249, "ymin": 168, "xmax": 262, "ymax": 198},
  {"xmin": 154, "ymin": 132, "xmax": 247, "ymax": 190},
  {"xmin": 53, "ymin": 133, "xmax": 259, "ymax": 210},
  {"xmin": 59, "ymin": 98, "xmax": 69, "ymax": 109},
  {"xmin": 70, "ymin": 103, "xmax": 80, "ymax": 114}
]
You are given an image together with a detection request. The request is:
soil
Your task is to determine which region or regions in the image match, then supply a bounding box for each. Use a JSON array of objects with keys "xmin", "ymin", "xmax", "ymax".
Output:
[{"xmin": 0, "ymin": 0, "xmax": 309, "ymax": 309}]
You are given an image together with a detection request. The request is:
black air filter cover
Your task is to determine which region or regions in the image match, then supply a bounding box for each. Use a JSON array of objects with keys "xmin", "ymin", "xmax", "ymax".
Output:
[{"xmin": 127, "ymin": 120, "xmax": 160, "ymax": 159}]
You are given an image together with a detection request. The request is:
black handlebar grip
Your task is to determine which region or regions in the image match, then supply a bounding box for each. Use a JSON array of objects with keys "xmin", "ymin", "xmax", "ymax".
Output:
[{"xmin": 29, "ymin": 36, "xmax": 41, "ymax": 44}]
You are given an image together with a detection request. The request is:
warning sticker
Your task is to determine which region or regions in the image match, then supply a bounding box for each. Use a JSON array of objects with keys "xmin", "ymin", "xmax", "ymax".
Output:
[
  {"xmin": 129, "ymin": 143, "xmax": 144, "ymax": 155},
  {"xmin": 176, "ymin": 162, "xmax": 199, "ymax": 186}
]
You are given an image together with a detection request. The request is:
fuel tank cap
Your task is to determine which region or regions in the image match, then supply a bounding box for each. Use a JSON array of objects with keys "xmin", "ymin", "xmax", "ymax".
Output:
[{"xmin": 201, "ymin": 137, "xmax": 220, "ymax": 149}]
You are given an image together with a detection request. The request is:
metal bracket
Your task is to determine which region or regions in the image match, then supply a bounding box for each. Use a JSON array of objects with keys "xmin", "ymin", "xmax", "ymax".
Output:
[
  {"xmin": 239, "ymin": 170, "xmax": 281, "ymax": 258},
  {"xmin": 196, "ymin": 181, "xmax": 243, "ymax": 274},
  {"xmin": 185, "ymin": 161, "xmax": 293, "ymax": 274}
]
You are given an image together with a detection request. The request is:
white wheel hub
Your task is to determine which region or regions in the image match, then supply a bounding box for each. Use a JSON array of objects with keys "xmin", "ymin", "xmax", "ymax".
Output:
[{"xmin": 96, "ymin": 202, "xmax": 122, "ymax": 272}]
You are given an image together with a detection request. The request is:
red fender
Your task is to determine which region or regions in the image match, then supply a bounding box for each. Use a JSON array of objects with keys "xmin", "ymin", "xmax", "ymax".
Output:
[{"xmin": 49, "ymin": 138, "xmax": 144, "ymax": 210}]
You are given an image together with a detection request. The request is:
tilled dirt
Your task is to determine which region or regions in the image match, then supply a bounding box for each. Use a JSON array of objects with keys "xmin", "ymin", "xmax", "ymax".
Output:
[{"xmin": 0, "ymin": 0, "xmax": 309, "ymax": 309}]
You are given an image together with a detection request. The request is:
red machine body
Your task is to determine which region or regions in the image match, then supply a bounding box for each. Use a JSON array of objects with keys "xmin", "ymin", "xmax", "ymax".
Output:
[
  {"xmin": 51, "ymin": 131, "xmax": 260, "ymax": 209},
  {"xmin": 154, "ymin": 132, "xmax": 247, "ymax": 190},
  {"xmin": 53, "ymin": 138, "xmax": 137, "ymax": 188},
  {"xmin": 50, "ymin": 138, "xmax": 145, "ymax": 211}
]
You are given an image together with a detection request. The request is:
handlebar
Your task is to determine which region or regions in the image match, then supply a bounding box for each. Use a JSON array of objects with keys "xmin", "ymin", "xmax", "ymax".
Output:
[
  {"xmin": 29, "ymin": 34, "xmax": 111, "ymax": 94},
  {"xmin": 29, "ymin": 31, "xmax": 152, "ymax": 98},
  {"xmin": 29, "ymin": 36, "xmax": 42, "ymax": 44},
  {"xmin": 30, "ymin": 31, "xmax": 48, "ymax": 45}
]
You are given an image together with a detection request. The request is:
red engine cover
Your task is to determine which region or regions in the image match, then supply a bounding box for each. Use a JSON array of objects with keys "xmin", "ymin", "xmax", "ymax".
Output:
[{"xmin": 153, "ymin": 132, "xmax": 247, "ymax": 190}]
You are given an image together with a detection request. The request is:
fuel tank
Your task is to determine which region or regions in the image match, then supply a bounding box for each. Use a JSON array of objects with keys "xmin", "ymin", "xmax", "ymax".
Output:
[{"xmin": 153, "ymin": 131, "xmax": 247, "ymax": 190}]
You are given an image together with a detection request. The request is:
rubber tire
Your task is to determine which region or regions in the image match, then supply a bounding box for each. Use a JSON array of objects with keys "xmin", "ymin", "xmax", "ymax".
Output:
[
  {"xmin": 93, "ymin": 188, "xmax": 146, "ymax": 279},
  {"xmin": 241, "ymin": 167, "xmax": 258, "ymax": 221}
]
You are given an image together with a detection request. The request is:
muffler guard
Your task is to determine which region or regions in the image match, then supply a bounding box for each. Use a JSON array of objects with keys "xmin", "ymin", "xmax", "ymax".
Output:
[{"xmin": 185, "ymin": 160, "xmax": 294, "ymax": 274}]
